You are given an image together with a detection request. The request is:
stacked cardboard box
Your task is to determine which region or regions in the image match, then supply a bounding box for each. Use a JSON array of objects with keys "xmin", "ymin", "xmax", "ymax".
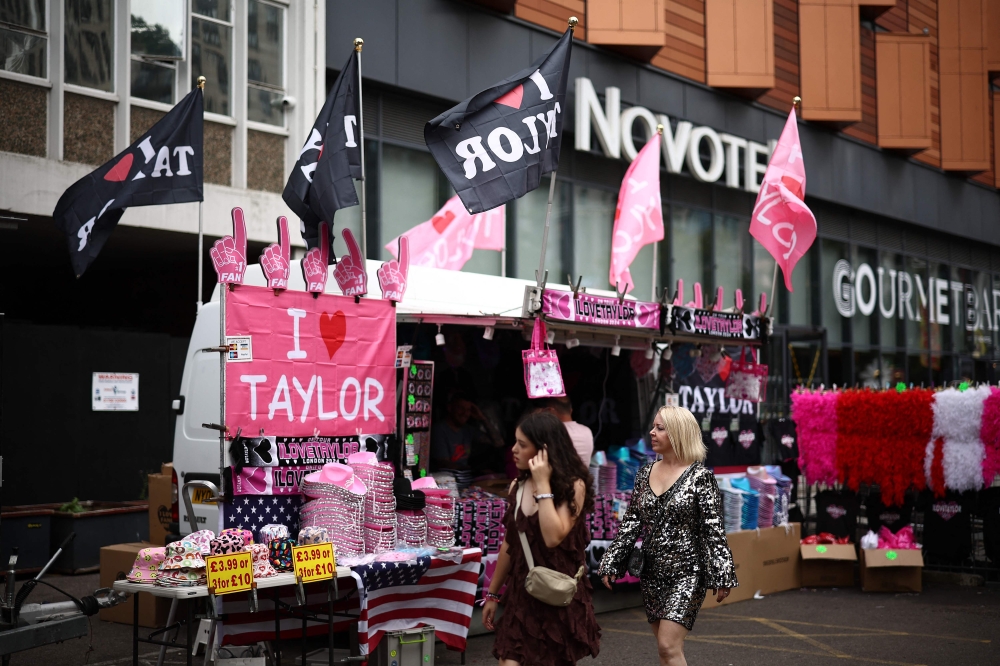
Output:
[
  {"xmin": 99, "ymin": 542, "xmax": 173, "ymax": 627},
  {"xmin": 701, "ymin": 523, "xmax": 801, "ymax": 608},
  {"xmin": 800, "ymin": 543, "xmax": 857, "ymax": 587},
  {"xmin": 148, "ymin": 463, "xmax": 174, "ymax": 547}
]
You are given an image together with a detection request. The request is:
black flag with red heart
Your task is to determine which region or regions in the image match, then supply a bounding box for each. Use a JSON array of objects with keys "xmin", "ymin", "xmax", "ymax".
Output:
[
  {"xmin": 53, "ymin": 87, "xmax": 204, "ymax": 277},
  {"xmin": 424, "ymin": 27, "xmax": 573, "ymax": 214},
  {"xmin": 283, "ymin": 48, "xmax": 362, "ymax": 251}
]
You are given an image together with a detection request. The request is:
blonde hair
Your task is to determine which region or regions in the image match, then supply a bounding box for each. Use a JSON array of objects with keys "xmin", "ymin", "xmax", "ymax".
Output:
[{"xmin": 655, "ymin": 406, "xmax": 707, "ymax": 464}]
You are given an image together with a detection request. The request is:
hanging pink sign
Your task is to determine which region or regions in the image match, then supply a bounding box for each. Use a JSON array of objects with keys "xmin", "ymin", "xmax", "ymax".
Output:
[
  {"xmin": 231, "ymin": 465, "xmax": 323, "ymax": 495},
  {"xmin": 540, "ymin": 289, "xmax": 661, "ymax": 330},
  {"xmin": 225, "ymin": 285, "xmax": 396, "ymax": 437}
]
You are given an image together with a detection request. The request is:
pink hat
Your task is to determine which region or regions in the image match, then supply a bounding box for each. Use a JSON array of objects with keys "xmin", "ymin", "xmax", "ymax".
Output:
[
  {"xmin": 303, "ymin": 463, "xmax": 368, "ymax": 495},
  {"xmin": 127, "ymin": 547, "xmax": 166, "ymax": 583},
  {"xmin": 348, "ymin": 451, "xmax": 379, "ymax": 466},
  {"xmin": 245, "ymin": 543, "xmax": 278, "ymax": 578},
  {"xmin": 411, "ymin": 477, "xmax": 438, "ymax": 490},
  {"xmin": 161, "ymin": 540, "xmax": 207, "ymax": 570}
]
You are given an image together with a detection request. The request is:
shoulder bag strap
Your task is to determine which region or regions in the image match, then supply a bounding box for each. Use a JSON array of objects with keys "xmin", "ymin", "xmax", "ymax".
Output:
[{"xmin": 516, "ymin": 482, "xmax": 536, "ymax": 571}]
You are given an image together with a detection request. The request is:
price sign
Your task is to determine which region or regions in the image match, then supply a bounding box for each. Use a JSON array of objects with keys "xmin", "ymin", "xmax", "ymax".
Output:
[
  {"xmin": 292, "ymin": 542, "xmax": 337, "ymax": 583},
  {"xmin": 205, "ymin": 551, "xmax": 254, "ymax": 595}
]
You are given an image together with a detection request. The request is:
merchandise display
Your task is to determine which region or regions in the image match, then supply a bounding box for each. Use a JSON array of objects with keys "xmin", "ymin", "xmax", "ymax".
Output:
[
  {"xmin": 793, "ymin": 387, "xmax": 1000, "ymax": 504},
  {"xmin": 126, "ymin": 547, "xmax": 166, "ymax": 584},
  {"xmin": 268, "ymin": 537, "xmax": 295, "ymax": 572}
]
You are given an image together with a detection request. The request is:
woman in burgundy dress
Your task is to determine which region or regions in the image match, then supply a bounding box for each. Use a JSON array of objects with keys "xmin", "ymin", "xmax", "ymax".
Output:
[{"xmin": 482, "ymin": 412, "xmax": 601, "ymax": 665}]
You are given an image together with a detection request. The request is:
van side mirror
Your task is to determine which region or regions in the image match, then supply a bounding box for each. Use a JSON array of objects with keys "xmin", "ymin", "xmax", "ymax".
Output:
[{"xmin": 171, "ymin": 396, "xmax": 185, "ymax": 415}]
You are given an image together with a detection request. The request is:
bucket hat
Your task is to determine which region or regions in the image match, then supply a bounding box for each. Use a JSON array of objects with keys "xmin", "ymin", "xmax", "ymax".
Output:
[
  {"xmin": 161, "ymin": 540, "xmax": 207, "ymax": 570},
  {"xmin": 297, "ymin": 526, "xmax": 330, "ymax": 545},
  {"xmin": 186, "ymin": 530, "xmax": 216, "ymax": 555},
  {"xmin": 126, "ymin": 547, "xmax": 166, "ymax": 583},
  {"xmin": 245, "ymin": 543, "xmax": 278, "ymax": 578},
  {"xmin": 210, "ymin": 533, "xmax": 245, "ymax": 556},
  {"xmin": 268, "ymin": 538, "xmax": 295, "ymax": 572},
  {"xmin": 220, "ymin": 528, "xmax": 254, "ymax": 546}
]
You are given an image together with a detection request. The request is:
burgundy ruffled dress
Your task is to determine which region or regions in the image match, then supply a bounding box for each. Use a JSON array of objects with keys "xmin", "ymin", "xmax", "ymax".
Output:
[{"xmin": 492, "ymin": 485, "xmax": 601, "ymax": 665}]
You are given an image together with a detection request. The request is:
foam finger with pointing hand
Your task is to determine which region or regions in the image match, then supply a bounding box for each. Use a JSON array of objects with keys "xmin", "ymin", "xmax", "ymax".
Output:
[
  {"xmin": 302, "ymin": 221, "xmax": 330, "ymax": 294},
  {"xmin": 261, "ymin": 216, "xmax": 291, "ymax": 290},
  {"xmin": 378, "ymin": 235, "xmax": 409, "ymax": 302},
  {"xmin": 333, "ymin": 228, "xmax": 368, "ymax": 297},
  {"xmin": 211, "ymin": 207, "xmax": 248, "ymax": 285}
]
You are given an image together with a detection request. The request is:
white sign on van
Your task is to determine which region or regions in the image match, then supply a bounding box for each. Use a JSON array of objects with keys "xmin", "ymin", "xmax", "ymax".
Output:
[
  {"xmin": 226, "ymin": 336, "xmax": 253, "ymax": 362},
  {"xmin": 92, "ymin": 372, "xmax": 139, "ymax": 411},
  {"xmin": 574, "ymin": 77, "xmax": 775, "ymax": 193}
]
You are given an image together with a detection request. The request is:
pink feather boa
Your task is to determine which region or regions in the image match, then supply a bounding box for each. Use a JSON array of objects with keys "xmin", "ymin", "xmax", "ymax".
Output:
[
  {"xmin": 791, "ymin": 391, "xmax": 840, "ymax": 485},
  {"xmin": 981, "ymin": 387, "xmax": 1000, "ymax": 486}
]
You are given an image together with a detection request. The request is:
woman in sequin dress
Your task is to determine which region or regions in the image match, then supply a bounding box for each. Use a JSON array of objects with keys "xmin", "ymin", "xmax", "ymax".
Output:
[
  {"xmin": 482, "ymin": 412, "xmax": 601, "ymax": 665},
  {"xmin": 599, "ymin": 406, "xmax": 737, "ymax": 666}
]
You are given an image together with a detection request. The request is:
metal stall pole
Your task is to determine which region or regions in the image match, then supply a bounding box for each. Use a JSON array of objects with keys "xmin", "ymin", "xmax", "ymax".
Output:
[{"xmin": 355, "ymin": 37, "xmax": 368, "ymax": 260}]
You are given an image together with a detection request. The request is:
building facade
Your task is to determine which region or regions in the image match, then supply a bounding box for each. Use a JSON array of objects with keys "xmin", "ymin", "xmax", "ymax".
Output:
[{"xmin": 324, "ymin": 0, "xmax": 1000, "ymax": 391}]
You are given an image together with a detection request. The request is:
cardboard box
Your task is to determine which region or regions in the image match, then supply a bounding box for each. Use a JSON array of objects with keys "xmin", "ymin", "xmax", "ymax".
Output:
[
  {"xmin": 99, "ymin": 542, "xmax": 172, "ymax": 627},
  {"xmin": 754, "ymin": 524, "xmax": 802, "ymax": 595},
  {"xmin": 800, "ymin": 543, "xmax": 857, "ymax": 587},
  {"xmin": 148, "ymin": 463, "xmax": 173, "ymax": 547},
  {"xmin": 702, "ymin": 528, "xmax": 757, "ymax": 608},
  {"xmin": 860, "ymin": 548, "xmax": 923, "ymax": 593}
]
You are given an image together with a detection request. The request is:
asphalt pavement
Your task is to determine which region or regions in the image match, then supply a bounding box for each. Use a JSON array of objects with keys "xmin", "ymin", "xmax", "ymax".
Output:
[{"xmin": 6, "ymin": 575, "xmax": 998, "ymax": 665}]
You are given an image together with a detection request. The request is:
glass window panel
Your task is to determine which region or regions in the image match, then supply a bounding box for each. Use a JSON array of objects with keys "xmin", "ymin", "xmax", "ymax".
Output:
[
  {"xmin": 852, "ymin": 245, "xmax": 878, "ymax": 347},
  {"xmin": 192, "ymin": 0, "xmax": 232, "ymax": 21},
  {"xmin": 971, "ymin": 270, "xmax": 993, "ymax": 358},
  {"xmin": 0, "ymin": 0, "xmax": 44, "ymax": 31},
  {"xmin": 514, "ymin": 175, "xmax": 564, "ymax": 282},
  {"xmin": 753, "ymin": 239, "xmax": 777, "ymax": 321},
  {"xmin": 573, "ymin": 186, "xmax": 615, "ymax": 293},
  {"xmin": 931, "ymin": 262, "xmax": 952, "ymax": 353},
  {"xmin": 130, "ymin": 59, "xmax": 174, "ymax": 103},
  {"xmin": 130, "ymin": 0, "xmax": 183, "ymax": 59},
  {"xmin": 462, "ymin": 249, "xmax": 502, "ymax": 277},
  {"xmin": 191, "ymin": 18, "xmax": 232, "ymax": 116},
  {"xmin": 907, "ymin": 352, "xmax": 930, "ymax": 387},
  {"xmin": 713, "ymin": 215, "xmax": 747, "ymax": 309},
  {"xmin": 0, "ymin": 27, "xmax": 45, "ymax": 77},
  {"xmin": 330, "ymin": 179, "xmax": 362, "ymax": 258},
  {"xmin": 380, "ymin": 144, "xmax": 439, "ymax": 261},
  {"xmin": 821, "ymin": 239, "xmax": 849, "ymax": 345},
  {"xmin": 903, "ymin": 255, "xmax": 929, "ymax": 351},
  {"xmin": 64, "ymin": 0, "xmax": 113, "ymax": 92},
  {"xmin": 247, "ymin": 0, "xmax": 282, "ymax": 86},
  {"xmin": 627, "ymin": 243, "xmax": 655, "ymax": 302},
  {"xmin": 248, "ymin": 87, "xmax": 284, "ymax": 125},
  {"xmin": 952, "ymin": 266, "xmax": 973, "ymax": 355},
  {"xmin": 878, "ymin": 252, "xmax": 903, "ymax": 349},
  {"xmin": 671, "ymin": 207, "xmax": 711, "ymax": 302},
  {"xmin": 785, "ymin": 245, "xmax": 813, "ymax": 326},
  {"xmin": 881, "ymin": 353, "xmax": 905, "ymax": 389},
  {"xmin": 855, "ymin": 349, "xmax": 881, "ymax": 389}
]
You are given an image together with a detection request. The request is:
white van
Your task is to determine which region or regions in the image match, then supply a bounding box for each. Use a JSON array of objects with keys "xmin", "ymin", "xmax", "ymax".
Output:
[{"xmin": 169, "ymin": 257, "xmax": 535, "ymax": 536}]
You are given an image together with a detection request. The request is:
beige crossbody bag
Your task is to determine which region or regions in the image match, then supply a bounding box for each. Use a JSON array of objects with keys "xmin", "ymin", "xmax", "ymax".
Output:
[{"xmin": 516, "ymin": 482, "xmax": 585, "ymax": 607}]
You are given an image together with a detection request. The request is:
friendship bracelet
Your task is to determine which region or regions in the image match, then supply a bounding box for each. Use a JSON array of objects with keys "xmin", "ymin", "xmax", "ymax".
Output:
[{"xmin": 533, "ymin": 493, "xmax": 555, "ymax": 501}]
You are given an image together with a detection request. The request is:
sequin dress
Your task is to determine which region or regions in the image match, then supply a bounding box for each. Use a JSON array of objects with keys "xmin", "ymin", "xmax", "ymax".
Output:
[
  {"xmin": 598, "ymin": 461, "xmax": 737, "ymax": 630},
  {"xmin": 492, "ymin": 484, "xmax": 601, "ymax": 665}
]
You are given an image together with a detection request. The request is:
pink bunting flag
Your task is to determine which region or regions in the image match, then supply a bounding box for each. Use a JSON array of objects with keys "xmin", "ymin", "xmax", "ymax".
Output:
[
  {"xmin": 749, "ymin": 108, "xmax": 817, "ymax": 292},
  {"xmin": 609, "ymin": 133, "xmax": 663, "ymax": 293},
  {"xmin": 385, "ymin": 195, "xmax": 505, "ymax": 271}
]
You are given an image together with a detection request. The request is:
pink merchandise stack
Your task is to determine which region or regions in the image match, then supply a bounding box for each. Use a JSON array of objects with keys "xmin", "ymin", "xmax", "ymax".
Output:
[{"xmin": 350, "ymin": 455, "xmax": 397, "ymax": 553}]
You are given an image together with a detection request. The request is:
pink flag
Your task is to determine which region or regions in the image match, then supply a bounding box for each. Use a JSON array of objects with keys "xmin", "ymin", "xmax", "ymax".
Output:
[
  {"xmin": 749, "ymin": 108, "xmax": 816, "ymax": 292},
  {"xmin": 385, "ymin": 196, "xmax": 505, "ymax": 271},
  {"xmin": 610, "ymin": 133, "xmax": 663, "ymax": 293}
]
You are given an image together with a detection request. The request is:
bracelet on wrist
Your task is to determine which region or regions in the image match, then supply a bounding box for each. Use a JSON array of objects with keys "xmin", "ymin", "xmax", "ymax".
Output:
[
  {"xmin": 533, "ymin": 493, "xmax": 555, "ymax": 501},
  {"xmin": 484, "ymin": 591, "xmax": 501, "ymax": 602}
]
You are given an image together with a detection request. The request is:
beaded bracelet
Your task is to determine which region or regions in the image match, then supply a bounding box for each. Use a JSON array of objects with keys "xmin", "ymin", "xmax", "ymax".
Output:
[
  {"xmin": 533, "ymin": 493, "xmax": 555, "ymax": 501},
  {"xmin": 483, "ymin": 591, "xmax": 501, "ymax": 602}
]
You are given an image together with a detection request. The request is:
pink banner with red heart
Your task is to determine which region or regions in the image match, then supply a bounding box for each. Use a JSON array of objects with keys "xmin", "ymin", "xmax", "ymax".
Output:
[{"xmin": 225, "ymin": 285, "xmax": 396, "ymax": 437}]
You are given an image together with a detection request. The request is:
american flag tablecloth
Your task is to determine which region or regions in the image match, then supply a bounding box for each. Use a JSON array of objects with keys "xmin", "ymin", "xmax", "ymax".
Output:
[
  {"xmin": 352, "ymin": 548, "xmax": 481, "ymax": 655},
  {"xmin": 219, "ymin": 548, "xmax": 482, "ymax": 654}
]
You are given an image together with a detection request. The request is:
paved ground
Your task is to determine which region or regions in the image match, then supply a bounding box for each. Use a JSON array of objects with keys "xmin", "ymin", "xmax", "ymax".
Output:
[{"xmin": 6, "ymin": 575, "xmax": 999, "ymax": 665}]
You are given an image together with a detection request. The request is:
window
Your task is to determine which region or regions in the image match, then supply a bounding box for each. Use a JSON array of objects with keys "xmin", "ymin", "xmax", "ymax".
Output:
[
  {"xmin": 713, "ymin": 215, "xmax": 748, "ymax": 308},
  {"xmin": 0, "ymin": 0, "xmax": 46, "ymax": 78},
  {"xmin": 64, "ymin": 0, "xmax": 113, "ymax": 91},
  {"xmin": 191, "ymin": 0, "xmax": 232, "ymax": 116},
  {"xmin": 671, "ymin": 207, "xmax": 711, "ymax": 301},
  {"xmin": 515, "ymin": 175, "xmax": 566, "ymax": 282},
  {"xmin": 247, "ymin": 0, "xmax": 284, "ymax": 126},
  {"xmin": 380, "ymin": 144, "xmax": 441, "ymax": 260},
  {"xmin": 820, "ymin": 239, "xmax": 848, "ymax": 345},
  {"xmin": 130, "ymin": 0, "xmax": 184, "ymax": 103},
  {"xmin": 573, "ymin": 185, "xmax": 616, "ymax": 293}
]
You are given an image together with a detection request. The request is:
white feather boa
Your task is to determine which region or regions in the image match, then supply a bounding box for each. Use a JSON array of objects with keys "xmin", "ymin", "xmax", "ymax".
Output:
[{"xmin": 925, "ymin": 386, "xmax": 990, "ymax": 492}]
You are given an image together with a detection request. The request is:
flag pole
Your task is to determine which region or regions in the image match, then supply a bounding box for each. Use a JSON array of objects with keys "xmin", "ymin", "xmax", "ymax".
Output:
[
  {"xmin": 535, "ymin": 16, "xmax": 577, "ymax": 290},
  {"xmin": 767, "ymin": 95, "xmax": 801, "ymax": 316},
  {"xmin": 651, "ymin": 123, "xmax": 664, "ymax": 300},
  {"xmin": 197, "ymin": 76, "xmax": 206, "ymax": 310},
  {"xmin": 355, "ymin": 38, "xmax": 367, "ymax": 266}
]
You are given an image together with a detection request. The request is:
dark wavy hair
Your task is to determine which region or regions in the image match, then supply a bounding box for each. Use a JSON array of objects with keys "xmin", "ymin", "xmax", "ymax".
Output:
[{"xmin": 516, "ymin": 411, "xmax": 595, "ymax": 517}]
